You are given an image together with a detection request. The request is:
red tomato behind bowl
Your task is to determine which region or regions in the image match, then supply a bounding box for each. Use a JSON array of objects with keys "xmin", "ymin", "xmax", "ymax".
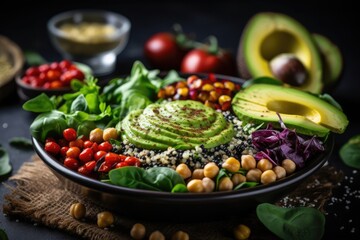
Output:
[
  {"xmin": 144, "ymin": 32, "xmax": 189, "ymax": 70},
  {"xmin": 181, "ymin": 48, "xmax": 237, "ymax": 76}
]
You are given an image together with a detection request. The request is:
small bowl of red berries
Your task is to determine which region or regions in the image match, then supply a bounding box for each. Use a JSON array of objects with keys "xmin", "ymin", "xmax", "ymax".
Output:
[{"xmin": 15, "ymin": 59, "xmax": 92, "ymax": 101}]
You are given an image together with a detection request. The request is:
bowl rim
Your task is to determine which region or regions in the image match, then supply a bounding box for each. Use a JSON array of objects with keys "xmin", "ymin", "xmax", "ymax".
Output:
[{"xmin": 47, "ymin": 9, "xmax": 131, "ymax": 41}]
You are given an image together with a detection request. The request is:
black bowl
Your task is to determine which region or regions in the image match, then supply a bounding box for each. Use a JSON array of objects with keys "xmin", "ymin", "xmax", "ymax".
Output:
[
  {"xmin": 15, "ymin": 73, "xmax": 73, "ymax": 101},
  {"xmin": 32, "ymin": 136, "xmax": 332, "ymax": 220},
  {"xmin": 31, "ymin": 71, "xmax": 334, "ymax": 220}
]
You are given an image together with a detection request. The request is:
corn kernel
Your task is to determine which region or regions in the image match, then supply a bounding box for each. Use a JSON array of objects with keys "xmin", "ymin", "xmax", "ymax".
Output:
[
  {"xmin": 202, "ymin": 83, "xmax": 214, "ymax": 91},
  {"xmin": 157, "ymin": 89, "xmax": 166, "ymax": 99},
  {"xmin": 177, "ymin": 87, "xmax": 189, "ymax": 97},
  {"xmin": 213, "ymin": 82, "xmax": 224, "ymax": 88},
  {"xmin": 224, "ymin": 81, "xmax": 235, "ymax": 91},
  {"xmin": 204, "ymin": 100, "xmax": 215, "ymax": 109},
  {"xmin": 165, "ymin": 85, "xmax": 175, "ymax": 96},
  {"xmin": 198, "ymin": 91, "xmax": 209, "ymax": 102},
  {"xmin": 218, "ymin": 95, "xmax": 232, "ymax": 105},
  {"xmin": 209, "ymin": 90, "xmax": 219, "ymax": 102},
  {"xmin": 176, "ymin": 81, "xmax": 188, "ymax": 89}
]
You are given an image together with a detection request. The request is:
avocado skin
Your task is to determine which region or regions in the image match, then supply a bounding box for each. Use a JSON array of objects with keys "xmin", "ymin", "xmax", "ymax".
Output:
[
  {"xmin": 313, "ymin": 33, "xmax": 343, "ymax": 89},
  {"xmin": 237, "ymin": 12, "xmax": 323, "ymax": 94},
  {"xmin": 232, "ymin": 84, "xmax": 348, "ymax": 137}
]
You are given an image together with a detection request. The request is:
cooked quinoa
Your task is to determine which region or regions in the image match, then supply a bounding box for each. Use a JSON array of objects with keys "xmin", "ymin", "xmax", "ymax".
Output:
[{"xmin": 113, "ymin": 111, "xmax": 257, "ymax": 170}]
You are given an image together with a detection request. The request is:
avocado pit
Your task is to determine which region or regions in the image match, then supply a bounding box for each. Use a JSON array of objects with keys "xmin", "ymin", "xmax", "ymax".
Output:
[{"xmin": 270, "ymin": 53, "xmax": 308, "ymax": 86}]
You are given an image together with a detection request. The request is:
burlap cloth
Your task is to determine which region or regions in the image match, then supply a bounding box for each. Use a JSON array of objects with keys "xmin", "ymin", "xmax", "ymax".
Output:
[{"xmin": 2, "ymin": 155, "xmax": 343, "ymax": 240}]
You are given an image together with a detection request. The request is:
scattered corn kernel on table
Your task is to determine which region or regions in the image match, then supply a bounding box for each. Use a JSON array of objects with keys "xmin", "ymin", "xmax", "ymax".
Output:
[{"xmin": 1, "ymin": 1, "xmax": 359, "ymax": 239}]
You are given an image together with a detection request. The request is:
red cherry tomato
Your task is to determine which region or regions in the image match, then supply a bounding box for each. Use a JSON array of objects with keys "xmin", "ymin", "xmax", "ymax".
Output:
[
  {"xmin": 64, "ymin": 157, "xmax": 79, "ymax": 170},
  {"xmin": 105, "ymin": 152, "xmax": 120, "ymax": 165},
  {"xmin": 144, "ymin": 32, "xmax": 189, "ymax": 70},
  {"xmin": 44, "ymin": 141, "xmax": 61, "ymax": 155},
  {"xmin": 79, "ymin": 148, "xmax": 93, "ymax": 162},
  {"xmin": 63, "ymin": 128, "xmax": 77, "ymax": 142},
  {"xmin": 181, "ymin": 49, "xmax": 237, "ymax": 76}
]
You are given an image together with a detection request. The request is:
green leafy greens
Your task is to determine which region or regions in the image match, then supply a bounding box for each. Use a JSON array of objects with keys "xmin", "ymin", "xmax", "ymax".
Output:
[
  {"xmin": 108, "ymin": 166, "xmax": 185, "ymax": 192},
  {"xmin": 0, "ymin": 147, "xmax": 12, "ymax": 178},
  {"xmin": 256, "ymin": 203, "xmax": 325, "ymax": 240},
  {"xmin": 23, "ymin": 61, "xmax": 183, "ymax": 142},
  {"xmin": 339, "ymin": 135, "xmax": 360, "ymax": 169}
]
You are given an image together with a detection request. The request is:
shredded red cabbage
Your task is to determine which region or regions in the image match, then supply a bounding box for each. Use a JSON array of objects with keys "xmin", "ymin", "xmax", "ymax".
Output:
[{"xmin": 251, "ymin": 114, "xmax": 325, "ymax": 168}]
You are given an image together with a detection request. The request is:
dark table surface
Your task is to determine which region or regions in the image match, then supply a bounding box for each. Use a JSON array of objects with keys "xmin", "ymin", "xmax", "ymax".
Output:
[{"xmin": 1, "ymin": 1, "xmax": 359, "ymax": 239}]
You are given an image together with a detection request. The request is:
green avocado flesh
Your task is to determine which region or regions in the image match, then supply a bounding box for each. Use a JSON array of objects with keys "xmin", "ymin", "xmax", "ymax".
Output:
[
  {"xmin": 121, "ymin": 100, "xmax": 235, "ymax": 150},
  {"xmin": 232, "ymin": 84, "xmax": 348, "ymax": 137},
  {"xmin": 238, "ymin": 12, "xmax": 323, "ymax": 94},
  {"xmin": 313, "ymin": 33, "xmax": 343, "ymax": 86}
]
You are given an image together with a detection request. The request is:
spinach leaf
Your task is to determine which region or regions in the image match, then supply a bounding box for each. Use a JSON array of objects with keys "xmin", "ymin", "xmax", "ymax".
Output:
[
  {"xmin": 145, "ymin": 167, "xmax": 185, "ymax": 192},
  {"xmin": 22, "ymin": 93, "xmax": 55, "ymax": 113},
  {"xmin": 339, "ymin": 135, "xmax": 360, "ymax": 169},
  {"xmin": 215, "ymin": 168, "xmax": 229, "ymax": 190},
  {"xmin": 30, "ymin": 111, "xmax": 68, "ymax": 141},
  {"xmin": 0, "ymin": 147, "xmax": 12, "ymax": 177},
  {"xmin": 76, "ymin": 121, "xmax": 98, "ymax": 138},
  {"xmin": 102, "ymin": 61, "xmax": 159, "ymax": 120},
  {"xmin": 24, "ymin": 50, "xmax": 46, "ymax": 66},
  {"xmin": 233, "ymin": 181, "xmax": 258, "ymax": 190},
  {"xmin": 171, "ymin": 183, "xmax": 188, "ymax": 193},
  {"xmin": 0, "ymin": 228, "xmax": 9, "ymax": 240},
  {"xmin": 256, "ymin": 203, "xmax": 325, "ymax": 240},
  {"xmin": 9, "ymin": 137, "xmax": 33, "ymax": 149},
  {"xmin": 70, "ymin": 94, "xmax": 88, "ymax": 112},
  {"xmin": 109, "ymin": 166, "xmax": 185, "ymax": 192},
  {"xmin": 109, "ymin": 167, "xmax": 161, "ymax": 191}
]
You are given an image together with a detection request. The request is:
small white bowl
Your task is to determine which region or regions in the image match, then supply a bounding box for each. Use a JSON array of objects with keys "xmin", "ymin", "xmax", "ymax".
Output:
[{"xmin": 47, "ymin": 10, "xmax": 131, "ymax": 76}]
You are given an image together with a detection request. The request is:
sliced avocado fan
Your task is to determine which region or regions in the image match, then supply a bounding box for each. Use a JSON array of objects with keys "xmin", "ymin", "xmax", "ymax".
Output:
[{"xmin": 232, "ymin": 84, "xmax": 348, "ymax": 137}]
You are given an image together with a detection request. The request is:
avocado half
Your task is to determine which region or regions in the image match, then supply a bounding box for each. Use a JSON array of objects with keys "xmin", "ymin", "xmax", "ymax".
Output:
[
  {"xmin": 238, "ymin": 12, "xmax": 323, "ymax": 94},
  {"xmin": 232, "ymin": 84, "xmax": 348, "ymax": 137},
  {"xmin": 313, "ymin": 33, "xmax": 343, "ymax": 87}
]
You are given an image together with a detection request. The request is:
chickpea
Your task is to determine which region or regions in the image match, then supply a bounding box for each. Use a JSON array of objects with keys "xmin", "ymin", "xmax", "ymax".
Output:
[
  {"xmin": 130, "ymin": 223, "xmax": 146, "ymax": 240},
  {"xmin": 89, "ymin": 128, "xmax": 103, "ymax": 143},
  {"xmin": 97, "ymin": 211, "xmax": 114, "ymax": 228},
  {"xmin": 231, "ymin": 173, "xmax": 246, "ymax": 186},
  {"xmin": 241, "ymin": 155, "xmax": 256, "ymax": 170},
  {"xmin": 222, "ymin": 157, "xmax": 240, "ymax": 173},
  {"xmin": 204, "ymin": 162, "xmax": 219, "ymax": 179},
  {"xmin": 103, "ymin": 127, "xmax": 118, "ymax": 141},
  {"xmin": 234, "ymin": 224, "xmax": 251, "ymax": 240},
  {"xmin": 171, "ymin": 230, "xmax": 189, "ymax": 240},
  {"xmin": 187, "ymin": 179, "xmax": 204, "ymax": 193},
  {"xmin": 282, "ymin": 159, "xmax": 296, "ymax": 175},
  {"xmin": 273, "ymin": 166, "xmax": 286, "ymax": 179},
  {"xmin": 192, "ymin": 169, "xmax": 205, "ymax": 179},
  {"xmin": 149, "ymin": 230, "xmax": 165, "ymax": 240},
  {"xmin": 69, "ymin": 202, "xmax": 86, "ymax": 220},
  {"xmin": 176, "ymin": 163, "xmax": 192, "ymax": 179},
  {"xmin": 202, "ymin": 177, "xmax": 215, "ymax": 192},
  {"xmin": 261, "ymin": 170, "xmax": 277, "ymax": 184},
  {"xmin": 257, "ymin": 158, "xmax": 273, "ymax": 172},
  {"xmin": 218, "ymin": 177, "xmax": 234, "ymax": 191},
  {"xmin": 246, "ymin": 168, "xmax": 262, "ymax": 182}
]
